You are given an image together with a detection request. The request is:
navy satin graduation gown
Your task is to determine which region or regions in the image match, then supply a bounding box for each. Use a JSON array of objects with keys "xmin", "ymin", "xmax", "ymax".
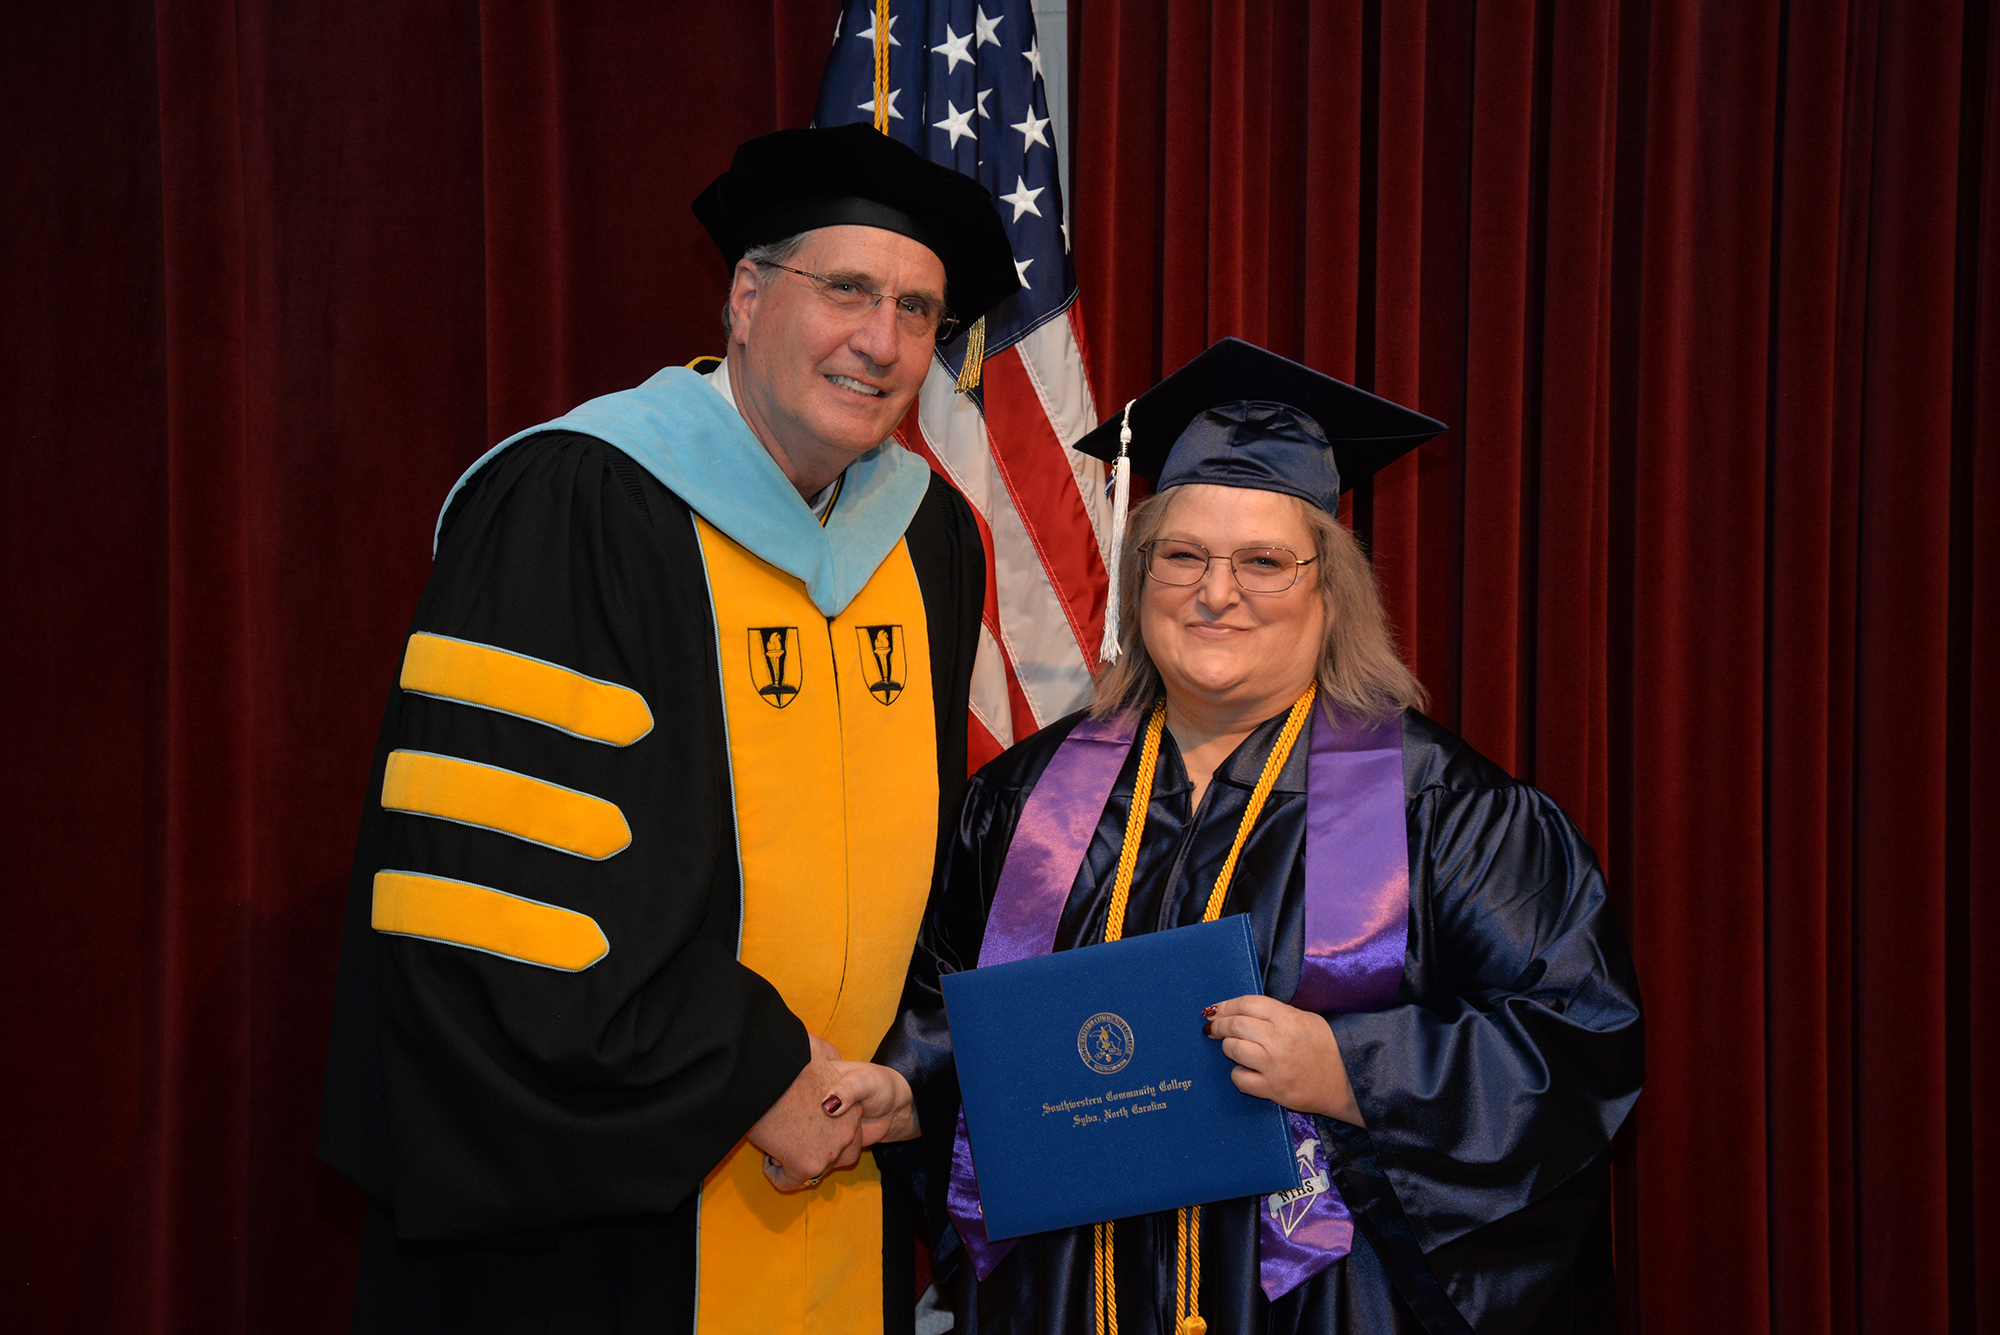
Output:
[{"xmin": 875, "ymin": 708, "xmax": 1643, "ymax": 1335}]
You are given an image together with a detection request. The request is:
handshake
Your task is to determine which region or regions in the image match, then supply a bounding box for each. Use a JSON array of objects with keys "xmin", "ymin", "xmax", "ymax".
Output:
[{"xmin": 748, "ymin": 1035, "xmax": 922, "ymax": 1193}]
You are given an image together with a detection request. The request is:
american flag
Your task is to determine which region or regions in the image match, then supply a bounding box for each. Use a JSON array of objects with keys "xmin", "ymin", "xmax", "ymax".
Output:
[{"xmin": 815, "ymin": 0, "xmax": 1109, "ymax": 768}]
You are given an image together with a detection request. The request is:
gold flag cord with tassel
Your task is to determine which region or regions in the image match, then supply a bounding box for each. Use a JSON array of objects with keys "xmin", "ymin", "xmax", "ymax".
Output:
[
  {"xmin": 953, "ymin": 314, "xmax": 986, "ymax": 392},
  {"xmin": 870, "ymin": 0, "xmax": 984, "ymax": 392},
  {"xmin": 871, "ymin": 0, "xmax": 891, "ymax": 133}
]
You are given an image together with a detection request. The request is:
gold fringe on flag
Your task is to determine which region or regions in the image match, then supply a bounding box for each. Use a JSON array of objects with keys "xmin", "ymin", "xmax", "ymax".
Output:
[{"xmin": 954, "ymin": 315, "xmax": 987, "ymax": 391}]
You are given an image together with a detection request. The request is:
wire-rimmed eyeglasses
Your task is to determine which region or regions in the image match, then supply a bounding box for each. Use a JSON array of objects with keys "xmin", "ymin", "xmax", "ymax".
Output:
[
  {"xmin": 1142, "ymin": 540, "xmax": 1317, "ymax": 593},
  {"xmin": 766, "ymin": 263, "xmax": 962, "ymax": 342}
]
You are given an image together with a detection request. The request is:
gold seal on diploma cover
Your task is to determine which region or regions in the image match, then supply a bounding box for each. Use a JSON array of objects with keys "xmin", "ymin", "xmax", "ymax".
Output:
[{"xmin": 1077, "ymin": 1012, "xmax": 1135, "ymax": 1075}]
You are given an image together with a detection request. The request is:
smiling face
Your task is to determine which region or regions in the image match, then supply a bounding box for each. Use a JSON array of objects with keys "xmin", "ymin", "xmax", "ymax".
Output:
[
  {"xmin": 726, "ymin": 224, "xmax": 946, "ymax": 494},
  {"xmin": 1138, "ymin": 483, "xmax": 1327, "ymax": 727}
]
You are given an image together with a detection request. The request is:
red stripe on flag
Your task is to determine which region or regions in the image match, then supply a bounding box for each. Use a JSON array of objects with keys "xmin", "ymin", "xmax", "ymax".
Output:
[
  {"xmin": 897, "ymin": 408, "xmax": 1022, "ymax": 766},
  {"xmin": 968, "ymin": 713, "xmax": 1005, "ymax": 773},
  {"xmin": 978, "ymin": 346, "xmax": 1109, "ymax": 667},
  {"xmin": 897, "ymin": 410, "xmax": 1006, "ymax": 650}
]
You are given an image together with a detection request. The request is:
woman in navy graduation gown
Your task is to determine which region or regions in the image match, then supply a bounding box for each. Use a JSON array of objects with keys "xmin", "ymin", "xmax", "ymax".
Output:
[{"xmin": 814, "ymin": 340, "xmax": 1643, "ymax": 1335}]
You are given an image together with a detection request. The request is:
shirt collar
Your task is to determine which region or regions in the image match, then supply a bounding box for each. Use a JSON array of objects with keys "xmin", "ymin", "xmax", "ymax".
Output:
[{"xmin": 705, "ymin": 356, "xmax": 840, "ymax": 518}]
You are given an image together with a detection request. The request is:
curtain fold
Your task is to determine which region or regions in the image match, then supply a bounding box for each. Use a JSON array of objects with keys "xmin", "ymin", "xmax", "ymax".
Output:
[
  {"xmin": 1967, "ymin": 13, "xmax": 2000, "ymax": 1320},
  {"xmin": 1073, "ymin": 1, "xmax": 1997, "ymax": 1330}
]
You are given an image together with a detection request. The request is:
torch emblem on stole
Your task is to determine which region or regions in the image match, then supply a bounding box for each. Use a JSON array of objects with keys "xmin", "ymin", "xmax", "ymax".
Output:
[
  {"xmin": 750, "ymin": 627, "xmax": 801, "ymax": 708},
  {"xmin": 857, "ymin": 624, "xmax": 906, "ymax": 705}
]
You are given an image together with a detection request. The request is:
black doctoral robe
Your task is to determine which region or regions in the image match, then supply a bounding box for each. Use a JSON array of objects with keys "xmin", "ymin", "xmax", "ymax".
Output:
[
  {"xmin": 876, "ymin": 707, "xmax": 1643, "ymax": 1335},
  {"xmin": 319, "ymin": 428, "xmax": 985, "ymax": 1333}
]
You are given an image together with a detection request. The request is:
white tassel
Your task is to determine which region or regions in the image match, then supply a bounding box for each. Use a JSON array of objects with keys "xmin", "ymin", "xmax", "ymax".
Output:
[{"xmin": 1098, "ymin": 400, "xmax": 1137, "ymax": 665}]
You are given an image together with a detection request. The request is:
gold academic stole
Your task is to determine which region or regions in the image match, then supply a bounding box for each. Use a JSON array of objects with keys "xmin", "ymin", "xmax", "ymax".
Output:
[{"xmin": 690, "ymin": 515, "xmax": 937, "ymax": 1335}]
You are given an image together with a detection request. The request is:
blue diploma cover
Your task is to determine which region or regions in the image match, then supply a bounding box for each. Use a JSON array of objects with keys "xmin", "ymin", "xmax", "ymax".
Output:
[{"xmin": 942, "ymin": 916, "xmax": 1302, "ymax": 1240}]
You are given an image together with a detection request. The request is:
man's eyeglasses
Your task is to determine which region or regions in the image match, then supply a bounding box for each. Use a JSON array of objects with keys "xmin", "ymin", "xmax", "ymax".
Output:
[
  {"xmin": 1142, "ymin": 540, "xmax": 1317, "ymax": 593},
  {"xmin": 766, "ymin": 264, "xmax": 962, "ymax": 343}
]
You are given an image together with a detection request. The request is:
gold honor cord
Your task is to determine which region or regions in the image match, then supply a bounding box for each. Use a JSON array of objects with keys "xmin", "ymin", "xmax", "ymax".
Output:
[{"xmin": 1092, "ymin": 686, "xmax": 1319, "ymax": 1335}]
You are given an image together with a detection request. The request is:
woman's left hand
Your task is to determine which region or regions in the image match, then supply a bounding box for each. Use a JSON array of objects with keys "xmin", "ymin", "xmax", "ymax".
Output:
[
  {"xmin": 818, "ymin": 1060, "xmax": 921, "ymax": 1146},
  {"xmin": 1204, "ymin": 994, "xmax": 1364, "ymax": 1126}
]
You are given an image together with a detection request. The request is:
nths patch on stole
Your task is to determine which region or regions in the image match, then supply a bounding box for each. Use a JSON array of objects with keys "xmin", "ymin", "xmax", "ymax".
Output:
[
  {"xmin": 856, "ymin": 624, "xmax": 905, "ymax": 705},
  {"xmin": 750, "ymin": 627, "xmax": 801, "ymax": 707}
]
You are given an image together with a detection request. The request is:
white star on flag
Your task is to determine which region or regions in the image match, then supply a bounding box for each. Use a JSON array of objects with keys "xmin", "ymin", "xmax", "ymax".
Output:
[
  {"xmin": 855, "ymin": 11, "xmax": 899, "ymax": 46},
  {"xmin": 858, "ymin": 87, "xmax": 904, "ymax": 121},
  {"xmin": 999, "ymin": 175, "xmax": 1044, "ymax": 222},
  {"xmin": 933, "ymin": 101, "xmax": 976, "ymax": 148},
  {"xmin": 974, "ymin": 6, "xmax": 1003, "ymax": 47},
  {"xmin": 931, "ymin": 24, "xmax": 974, "ymax": 72},
  {"xmin": 974, "ymin": 87, "xmax": 994, "ymax": 119},
  {"xmin": 1014, "ymin": 256, "xmax": 1034, "ymax": 287},
  {"xmin": 1012, "ymin": 109, "xmax": 1051, "ymax": 151},
  {"xmin": 1023, "ymin": 35, "xmax": 1044, "ymax": 80}
]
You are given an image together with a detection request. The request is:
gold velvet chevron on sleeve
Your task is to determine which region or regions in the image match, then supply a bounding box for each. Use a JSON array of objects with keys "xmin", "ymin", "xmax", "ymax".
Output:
[
  {"xmin": 399, "ymin": 631, "xmax": 655, "ymax": 746},
  {"xmin": 380, "ymin": 750, "xmax": 632, "ymax": 860},
  {"xmin": 370, "ymin": 636, "xmax": 652, "ymax": 972},
  {"xmin": 371, "ymin": 870, "xmax": 609, "ymax": 971}
]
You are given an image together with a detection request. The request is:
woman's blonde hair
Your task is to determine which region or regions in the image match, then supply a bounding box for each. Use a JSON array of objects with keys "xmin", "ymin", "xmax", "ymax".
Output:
[{"xmin": 1090, "ymin": 487, "xmax": 1428, "ymax": 722}]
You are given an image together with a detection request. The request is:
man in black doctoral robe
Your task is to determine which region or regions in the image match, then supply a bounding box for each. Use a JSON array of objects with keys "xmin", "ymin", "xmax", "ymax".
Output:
[{"xmin": 319, "ymin": 124, "xmax": 1018, "ymax": 1334}]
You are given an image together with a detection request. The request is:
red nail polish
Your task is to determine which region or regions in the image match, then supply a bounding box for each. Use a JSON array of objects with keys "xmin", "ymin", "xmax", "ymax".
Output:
[
  {"xmin": 1202, "ymin": 1022, "xmax": 1214, "ymax": 1037},
  {"xmin": 1201, "ymin": 1005, "xmax": 1218, "ymax": 1018},
  {"xmin": 822, "ymin": 1095, "xmax": 842, "ymax": 1114}
]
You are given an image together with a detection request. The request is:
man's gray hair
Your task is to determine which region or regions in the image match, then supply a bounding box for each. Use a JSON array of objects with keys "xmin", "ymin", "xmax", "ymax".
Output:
[{"xmin": 721, "ymin": 231, "xmax": 813, "ymax": 337}]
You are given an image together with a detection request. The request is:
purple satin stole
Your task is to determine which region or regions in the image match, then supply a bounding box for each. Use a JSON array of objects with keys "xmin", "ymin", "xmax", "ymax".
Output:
[{"xmin": 945, "ymin": 704, "xmax": 1410, "ymax": 1301}]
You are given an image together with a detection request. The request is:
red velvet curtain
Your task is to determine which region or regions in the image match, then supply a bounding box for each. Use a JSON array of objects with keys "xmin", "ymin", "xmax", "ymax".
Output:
[
  {"xmin": 4, "ymin": 0, "xmax": 1994, "ymax": 1331},
  {"xmin": 1073, "ymin": 1, "xmax": 1999, "ymax": 1331},
  {"xmin": 1, "ymin": 1, "xmax": 839, "ymax": 1329}
]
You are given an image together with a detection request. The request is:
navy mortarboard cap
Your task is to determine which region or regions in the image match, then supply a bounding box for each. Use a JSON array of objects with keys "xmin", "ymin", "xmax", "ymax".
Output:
[
  {"xmin": 1072, "ymin": 337, "xmax": 1447, "ymax": 514},
  {"xmin": 692, "ymin": 123, "xmax": 1020, "ymax": 331},
  {"xmin": 1077, "ymin": 338, "xmax": 1447, "ymax": 662}
]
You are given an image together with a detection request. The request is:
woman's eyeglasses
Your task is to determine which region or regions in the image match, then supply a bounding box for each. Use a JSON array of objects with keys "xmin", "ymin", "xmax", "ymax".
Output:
[{"xmin": 1142, "ymin": 540, "xmax": 1316, "ymax": 593}]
